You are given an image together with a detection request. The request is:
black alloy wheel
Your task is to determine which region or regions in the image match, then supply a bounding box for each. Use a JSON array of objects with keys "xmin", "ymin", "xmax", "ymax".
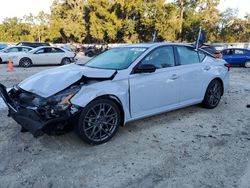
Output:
[
  {"xmin": 202, "ymin": 79, "xmax": 223, "ymax": 109},
  {"xmin": 61, "ymin": 57, "xmax": 71, "ymax": 65},
  {"xmin": 19, "ymin": 58, "xmax": 32, "ymax": 68}
]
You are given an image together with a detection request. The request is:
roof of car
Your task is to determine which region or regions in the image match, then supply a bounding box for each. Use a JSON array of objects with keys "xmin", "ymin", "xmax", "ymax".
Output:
[{"xmin": 121, "ymin": 42, "xmax": 193, "ymax": 48}]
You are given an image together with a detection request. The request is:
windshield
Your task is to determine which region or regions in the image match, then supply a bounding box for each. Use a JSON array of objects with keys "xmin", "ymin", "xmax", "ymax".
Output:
[{"xmin": 85, "ymin": 47, "xmax": 147, "ymax": 70}]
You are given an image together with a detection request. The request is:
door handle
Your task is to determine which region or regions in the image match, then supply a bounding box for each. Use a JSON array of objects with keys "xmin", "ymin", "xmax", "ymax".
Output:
[
  {"xmin": 170, "ymin": 74, "xmax": 179, "ymax": 80},
  {"xmin": 203, "ymin": 66, "xmax": 211, "ymax": 71}
]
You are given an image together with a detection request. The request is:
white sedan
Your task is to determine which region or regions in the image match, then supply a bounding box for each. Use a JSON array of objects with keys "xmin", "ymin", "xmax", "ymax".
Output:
[
  {"xmin": 10, "ymin": 46, "xmax": 76, "ymax": 67},
  {"xmin": 0, "ymin": 46, "xmax": 33, "ymax": 63},
  {"xmin": 0, "ymin": 43, "xmax": 230, "ymax": 145}
]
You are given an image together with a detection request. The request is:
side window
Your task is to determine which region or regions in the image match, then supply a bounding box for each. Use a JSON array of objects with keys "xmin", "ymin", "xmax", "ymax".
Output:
[
  {"xmin": 140, "ymin": 46, "xmax": 175, "ymax": 69},
  {"xmin": 51, "ymin": 48, "xmax": 64, "ymax": 53},
  {"xmin": 198, "ymin": 50, "xmax": 206, "ymax": 62},
  {"xmin": 44, "ymin": 48, "xmax": 52, "ymax": 53},
  {"xmin": 234, "ymin": 49, "xmax": 246, "ymax": 55},
  {"xmin": 223, "ymin": 49, "xmax": 234, "ymax": 55},
  {"xmin": 176, "ymin": 46, "xmax": 200, "ymax": 65},
  {"xmin": 35, "ymin": 48, "xmax": 45, "ymax": 54},
  {"xmin": 22, "ymin": 47, "xmax": 31, "ymax": 52},
  {"xmin": 7, "ymin": 48, "xmax": 19, "ymax": 52}
]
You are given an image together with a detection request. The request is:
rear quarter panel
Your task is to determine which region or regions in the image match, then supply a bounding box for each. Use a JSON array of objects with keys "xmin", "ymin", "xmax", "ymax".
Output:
[{"xmin": 207, "ymin": 57, "xmax": 229, "ymax": 93}]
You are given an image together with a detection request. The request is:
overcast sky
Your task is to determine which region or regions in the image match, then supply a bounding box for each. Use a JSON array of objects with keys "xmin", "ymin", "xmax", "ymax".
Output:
[{"xmin": 0, "ymin": 0, "xmax": 249, "ymax": 23}]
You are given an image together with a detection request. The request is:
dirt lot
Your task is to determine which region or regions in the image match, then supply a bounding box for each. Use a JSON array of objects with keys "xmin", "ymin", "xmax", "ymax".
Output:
[{"xmin": 0, "ymin": 65, "xmax": 249, "ymax": 188}]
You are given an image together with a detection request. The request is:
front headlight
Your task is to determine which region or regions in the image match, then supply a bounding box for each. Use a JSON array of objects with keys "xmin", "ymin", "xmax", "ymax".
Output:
[{"xmin": 48, "ymin": 85, "xmax": 80, "ymax": 108}]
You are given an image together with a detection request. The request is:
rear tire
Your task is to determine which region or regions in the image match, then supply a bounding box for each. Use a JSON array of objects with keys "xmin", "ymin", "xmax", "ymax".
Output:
[
  {"xmin": 0, "ymin": 58, "xmax": 2, "ymax": 64},
  {"xmin": 75, "ymin": 98, "xmax": 121, "ymax": 145},
  {"xmin": 202, "ymin": 79, "xmax": 223, "ymax": 109},
  {"xmin": 19, "ymin": 58, "xmax": 32, "ymax": 68},
  {"xmin": 244, "ymin": 61, "xmax": 250, "ymax": 68},
  {"xmin": 61, "ymin": 57, "xmax": 71, "ymax": 65}
]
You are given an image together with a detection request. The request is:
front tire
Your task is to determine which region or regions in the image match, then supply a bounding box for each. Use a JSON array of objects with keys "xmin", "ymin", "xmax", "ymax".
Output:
[
  {"xmin": 202, "ymin": 79, "xmax": 223, "ymax": 109},
  {"xmin": 19, "ymin": 58, "xmax": 32, "ymax": 68},
  {"xmin": 244, "ymin": 61, "xmax": 250, "ymax": 68},
  {"xmin": 75, "ymin": 98, "xmax": 121, "ymax": 145}
]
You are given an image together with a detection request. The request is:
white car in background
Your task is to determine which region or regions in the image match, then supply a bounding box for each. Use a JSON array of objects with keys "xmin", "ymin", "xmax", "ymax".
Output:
[
  {"xmin": 0, "ymin": 46, "xmax": 33, "ymax": 64},
  {"xmin": 11, "ymin": 46, "xmax": 76, "ymax": 67}
]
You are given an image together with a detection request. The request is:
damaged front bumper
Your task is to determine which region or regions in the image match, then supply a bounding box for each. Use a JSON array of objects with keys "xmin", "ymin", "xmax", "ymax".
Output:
[{"xmin": 0, "ymin": 84, "xmax": 80, "ymax": 137}]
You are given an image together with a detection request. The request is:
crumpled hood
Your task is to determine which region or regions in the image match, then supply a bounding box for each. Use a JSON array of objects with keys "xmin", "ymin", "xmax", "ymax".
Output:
[{"xmin": 18, "ymin": 64, "xmax": 116, "ymax": 98}]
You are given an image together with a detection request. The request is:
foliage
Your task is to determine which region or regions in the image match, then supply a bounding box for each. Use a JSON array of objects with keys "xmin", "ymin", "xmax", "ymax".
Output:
[{"xmin": 0, "ymin": 0, "xmax": 249, "ymax": 43}]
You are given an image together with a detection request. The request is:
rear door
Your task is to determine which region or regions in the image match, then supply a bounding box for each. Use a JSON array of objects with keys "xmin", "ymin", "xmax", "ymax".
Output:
[
  {"xmin": 50, "ymin": 47, "xmax": 66, "ymax": 64},
  {"xmin": 175, "ymin": 46, "xmax": 211, "ymax": 104}
]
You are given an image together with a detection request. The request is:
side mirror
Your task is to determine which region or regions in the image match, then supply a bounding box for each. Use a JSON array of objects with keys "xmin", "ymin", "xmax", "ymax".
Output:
[{"xmin": 134, "ymin": 64, "xmax": 156, "ymax": 74}]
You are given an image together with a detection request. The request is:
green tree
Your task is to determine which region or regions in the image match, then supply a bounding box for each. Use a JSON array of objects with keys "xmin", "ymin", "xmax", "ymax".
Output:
[
  {"xmin": 0, "ymin": 17, "xmax": 33, "ymax": 42},
  {"xmin": 50, "ymin": 0, "xmax": 87, "ymax": 42}
]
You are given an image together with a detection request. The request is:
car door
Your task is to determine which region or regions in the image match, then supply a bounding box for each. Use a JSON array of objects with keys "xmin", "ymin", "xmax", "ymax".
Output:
[
  {"xmin": 222, "ymin": 49, "xmax": 233, "ymax": 64},
  {"xmin": 50, "ymin": 47, "xmax": 66, "ymax": 64},
  {"xmin": 230, "ymin": 49, "xmax": 247, "ymax": 65},
  {"xmin": 33, "ymin": 48, "xmax": 48, "ymax": 64},
  {"xmin": 175, "ymin": 46, "xmax": 211, "ymax": 104},
  {"xmin": 129, "ymin": 46, "xmax": 181, "ymax": 118}
]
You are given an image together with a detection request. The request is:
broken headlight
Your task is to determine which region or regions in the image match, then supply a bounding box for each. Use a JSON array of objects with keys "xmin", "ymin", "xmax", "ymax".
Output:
[{"xmin": 48, "ymin": 85, "xmax": 81, "ymax": 110}]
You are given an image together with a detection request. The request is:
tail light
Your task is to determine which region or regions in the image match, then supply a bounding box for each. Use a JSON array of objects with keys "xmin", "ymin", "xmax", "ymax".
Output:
[{"xmin": 224, "ymin": 63, "xmax": 231, "ymax": 71}]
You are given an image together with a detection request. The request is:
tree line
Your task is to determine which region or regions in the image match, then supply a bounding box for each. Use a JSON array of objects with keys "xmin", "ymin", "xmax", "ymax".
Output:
[{"xmin": 0, "ymin": 0, "xmax": 249, "ymax": 44}]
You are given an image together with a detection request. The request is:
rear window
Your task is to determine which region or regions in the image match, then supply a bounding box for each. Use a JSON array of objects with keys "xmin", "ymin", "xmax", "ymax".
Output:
[
  {"xmin": 176, "ymin": 46, "xmax": 200, "ymax": 65},
  {"xmin": 198, "ymin": 50, "xmax": 206, "ymax": 61},
  {"xmin": 201, "ymin": 46, "xmax": 216, "ymax": 54}
]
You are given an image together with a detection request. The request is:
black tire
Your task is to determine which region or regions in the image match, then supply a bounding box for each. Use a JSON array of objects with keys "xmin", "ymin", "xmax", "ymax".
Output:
[
  {"xmin": 86, "ymin": 51, "xmax": 94, "ymax": 57},
  {"xmin": 0, "ymin": 58, "xmax": 2, "ymax": 64},
  {"xmin": 244, "ymin": 61, "xmax": 250, "ymax": 68},
  {"xmin": 75, "ymin": 98, "xmax": 121, "ymax": 145},
  {"xmin": 19, "ymin": 58, "xmax": 32, "ymax": 68},
  {"xmin": 202, "ymin": 79, "xmax": 223, "ymax": 109},
  {"xmin": 61, "ymin": 57, "xmax": 71, "ymax": 65}
]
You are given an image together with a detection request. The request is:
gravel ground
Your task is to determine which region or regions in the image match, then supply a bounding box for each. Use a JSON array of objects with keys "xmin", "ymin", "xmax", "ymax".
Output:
[{"xmin": 0, "ymin": 65, "xmax": 249, "ymax": 188}]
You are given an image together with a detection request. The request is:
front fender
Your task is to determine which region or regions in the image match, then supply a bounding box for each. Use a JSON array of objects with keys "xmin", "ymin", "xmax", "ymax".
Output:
[{"xmin": 70, "ymin": 79, "xmax": 131, "ymax": 121}]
